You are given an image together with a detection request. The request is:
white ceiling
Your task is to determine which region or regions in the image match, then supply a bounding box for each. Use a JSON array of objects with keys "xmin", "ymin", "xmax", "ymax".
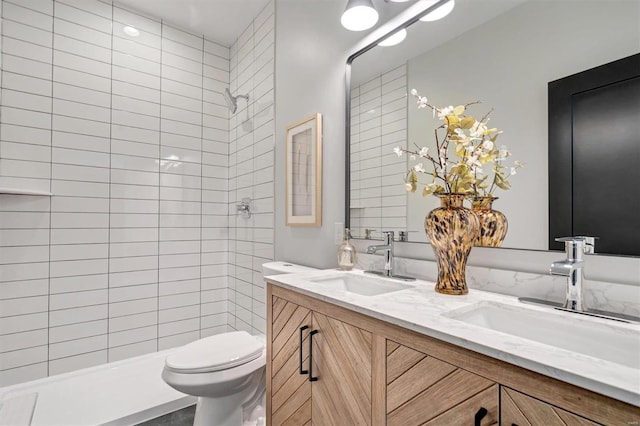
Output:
[
  {"xmin": 113, "ymin": 0, "xmax": 421, "ymax": 47},
  {"xmin": 113, "ymin": 0, "xmax": 271, "ymax": 46}
]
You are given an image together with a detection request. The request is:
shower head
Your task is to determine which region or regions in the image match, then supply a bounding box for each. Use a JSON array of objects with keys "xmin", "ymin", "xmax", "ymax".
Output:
[{"xmin": 224, "ymin": 88, "xmax": 249, "ymax": 114}]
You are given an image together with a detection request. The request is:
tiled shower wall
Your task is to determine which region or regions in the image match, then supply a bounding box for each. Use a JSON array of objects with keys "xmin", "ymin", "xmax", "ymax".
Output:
[
  {"xmin": 350, "ymin": 64, "xmax": 407, "ymax": 239},
  {"xmin": 0, "ymin": 0, "xmax": 275, "ymax": 387},
  {"xmin": 227, "ymin": 4, "xmax": 275, "ymax": 336}
]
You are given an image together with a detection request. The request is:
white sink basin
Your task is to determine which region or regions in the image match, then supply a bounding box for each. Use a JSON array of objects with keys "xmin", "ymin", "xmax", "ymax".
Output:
[
  {"xmin": 308, "ymin": 273, "xmax": 414, "ymax": 296},
  {"xmin": 444, "ymin": 301, "xmax": 640, "ymax": 369}
]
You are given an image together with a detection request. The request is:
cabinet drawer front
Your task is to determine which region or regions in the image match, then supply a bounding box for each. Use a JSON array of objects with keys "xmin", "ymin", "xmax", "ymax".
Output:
[
  {"xmin": 386, "ymin": 340, "xmax": 498, "ymax": 426},
  {"xmin": 501, "ymin": 387, "xmax": 599, "ymax": 426}
]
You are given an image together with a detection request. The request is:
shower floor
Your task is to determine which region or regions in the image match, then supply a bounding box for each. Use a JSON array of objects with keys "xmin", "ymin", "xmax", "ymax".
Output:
[{"xmin": 0, "ymin": 350, "xmax": 195, "ymax": 426}]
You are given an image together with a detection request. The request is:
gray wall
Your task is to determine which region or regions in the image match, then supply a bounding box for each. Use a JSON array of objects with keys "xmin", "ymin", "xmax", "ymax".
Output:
[{"xmin": 274, "ymin": 0, "xmax": 358, "ymax": 268}]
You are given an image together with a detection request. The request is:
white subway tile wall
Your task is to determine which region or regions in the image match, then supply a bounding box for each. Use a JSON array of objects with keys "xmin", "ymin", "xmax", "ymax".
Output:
[
  {"xmin": 350, "ymin": 64, "xmax": 407, "ymax": 240},
  {"xmin": 0, "ymin": 0, "xmax": 275, "ymax": 386},
  {"xmin": 228, "ymin": 4, "xmax": 274, "ymax": 335}
]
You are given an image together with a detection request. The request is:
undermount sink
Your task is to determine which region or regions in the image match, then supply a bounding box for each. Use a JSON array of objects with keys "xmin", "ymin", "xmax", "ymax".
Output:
[
  {"xmin": 444, "ymin": 301, "xmax": 640, "ymax": 369},
  {"xmin": 308, "ymin": 273, "xmax": 414, "ymax": 296}
]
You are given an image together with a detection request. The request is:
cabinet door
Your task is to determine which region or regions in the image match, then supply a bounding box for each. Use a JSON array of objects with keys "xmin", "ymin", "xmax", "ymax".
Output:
[
  {"xmin": 386, "ymin": 340, "xmax": 498, "ymax": 425},
  {"xmin": 501, "ymin": 387, "xmax": 599, "ymax": 426},
  {"xmin": 271, "ymin": 296, "xmax": 312, "ymax": 426},
  {"xmin": 311, "ymin": 311, "xmax": 372, "ymax": 425}
]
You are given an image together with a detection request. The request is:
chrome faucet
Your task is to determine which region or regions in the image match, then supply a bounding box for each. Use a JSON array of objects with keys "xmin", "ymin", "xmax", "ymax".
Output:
[
  {"xmin": 365, "ymin": 231, "xmax": 415, "ymax": 281},
  {"xmin": 520, "ymin": 237, "xmax": 639, "ymax": 323},
  {"xmin": 550, "ymin": 236, "xmax": 595, "ymax": 312},
  {"xmin": 366, "ymin": 231, "xmax": 395, "ymax": 276}
]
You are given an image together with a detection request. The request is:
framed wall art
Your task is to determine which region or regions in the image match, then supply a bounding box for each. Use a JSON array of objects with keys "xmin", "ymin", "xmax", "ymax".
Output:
[{"xmin": 285, "ymin": 113, "xmax": 322, "ymax": 226}]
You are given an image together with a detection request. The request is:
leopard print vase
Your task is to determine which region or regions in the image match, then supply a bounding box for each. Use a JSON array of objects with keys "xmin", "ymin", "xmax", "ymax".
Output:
[
  {"xmin": 471, "ymin": 196, "xmax": 508, "ymax": 247},
  {"xmin": 425, "ymin": 193, "xmax": 480, "ymax": 295}
]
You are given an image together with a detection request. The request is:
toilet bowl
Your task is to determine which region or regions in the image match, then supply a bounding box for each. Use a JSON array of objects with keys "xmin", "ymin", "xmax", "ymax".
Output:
[
  {"xmin": 161, "ymin": 262, "xmax": 316, "ymax": 426},
  {"xmin": 162, "ymin": 331, "xmax": 266, "ymax": 426}
]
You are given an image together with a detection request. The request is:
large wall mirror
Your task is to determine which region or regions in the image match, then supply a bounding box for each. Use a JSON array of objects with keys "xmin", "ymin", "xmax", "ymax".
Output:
[{"xmin": 346, "ymin": 0, "xmax": 639, "ymax": 255}]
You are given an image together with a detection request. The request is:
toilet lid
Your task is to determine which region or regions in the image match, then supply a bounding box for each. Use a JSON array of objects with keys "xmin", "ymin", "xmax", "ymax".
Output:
[{"xmin": 165, "ymin": 331, "xmax": 264, "ymax": 373}]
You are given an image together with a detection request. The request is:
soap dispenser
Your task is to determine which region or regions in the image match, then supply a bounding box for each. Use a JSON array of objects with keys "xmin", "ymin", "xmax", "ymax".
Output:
[{"xmin": 337, "ymin": 228, "xmax": 356, "ymax": 271}]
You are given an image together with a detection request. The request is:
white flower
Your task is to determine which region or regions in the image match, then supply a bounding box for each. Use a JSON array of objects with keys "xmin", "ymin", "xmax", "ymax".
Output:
[
  {"xmin": 470, "ymin": 121, "xmax": 488, "ymax": 139},
  {"xmin": 413, "ymin": 163, "xmax": 425, "ymax": 173},
  {"xmin": 482, "ymin": 140, "xmax": 494, "ymax": 150},
  {"xmin": 454, "ymin": 129, "xmax": 471, "ymax": 145},
  {"xmin": 467, "ymin": 156, "xmax": 482, "ymax": 168},
  {"xmin": 405, "ymin": 183, "xmax": 413, "ymax": 191},
  {"xmin": 498, "ymin": 145, "xmax": 510, "ymax": 158},
  {"xmin": 419, "ymin": 147, "xmax": 429, "ymax": 157},
  {"xmin": 437, "ymin": 106, "xmax": 454, "ymax": 120},
  {"xmin": 510, "ymin": 167, "xmax": 517, "ymax": 175},
  {"xmin": 410, "ymin": 88, "xmax": 418, "ymax": 96},
  {"xmin": 416, "ymin": 95, "xmax": 429, "ymax": 108},
  {"xmin": 393, "ymin": 146, "xmax": 403, "ymax": 157}
]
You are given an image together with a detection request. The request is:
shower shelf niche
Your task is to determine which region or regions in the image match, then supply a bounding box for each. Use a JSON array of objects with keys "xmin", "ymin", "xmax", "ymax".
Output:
[{"xmin": 0, "ymin": 187, "xmax": 53, "ymax": 196}]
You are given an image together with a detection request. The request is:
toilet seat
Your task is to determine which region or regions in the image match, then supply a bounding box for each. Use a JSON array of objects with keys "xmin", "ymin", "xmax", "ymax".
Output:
[{"xmin": 165, "ymin": 331, "xmax": 264, "ymax": 374}]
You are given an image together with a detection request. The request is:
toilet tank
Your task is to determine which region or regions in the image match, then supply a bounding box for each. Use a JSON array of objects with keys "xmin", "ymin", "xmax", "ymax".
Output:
[{"xmin": 262, "ymin": 261, "xmax": 317, "ymax": 276}]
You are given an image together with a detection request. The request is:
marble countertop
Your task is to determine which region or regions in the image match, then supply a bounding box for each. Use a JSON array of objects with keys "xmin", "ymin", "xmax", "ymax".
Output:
[{"xmin": 266, "ymin": 269, "xmax": 640, "ymax": 407}]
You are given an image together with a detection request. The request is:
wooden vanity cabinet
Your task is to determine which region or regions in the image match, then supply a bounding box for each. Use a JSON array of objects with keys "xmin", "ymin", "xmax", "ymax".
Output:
[
  {"xmin": 501, "ymin": 387, "xmax": 599, "ymax": 426},
  {"xmin": 269, "ymin": 295, "xmax": 372, "ymax": 426},
  {"xmin": 270, "ymin": 296, "xmax": 312, "ymax": 425},
  {"xmin": 386, "ymin": 341, "xmax": 498, "ymax": 425},
  {"xmin": 266, "ymin": 284, "xmax": 640, "ymax": 426}
]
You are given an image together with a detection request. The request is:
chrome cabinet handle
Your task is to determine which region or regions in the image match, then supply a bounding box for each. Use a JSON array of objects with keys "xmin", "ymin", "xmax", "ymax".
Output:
[
  {"xmin": 309, "ymin": 329, "xmax": 318, "ymax": 382},
  {"xmin": 299, "ymin": 326, "xmax": 308, "ymax": 375}
]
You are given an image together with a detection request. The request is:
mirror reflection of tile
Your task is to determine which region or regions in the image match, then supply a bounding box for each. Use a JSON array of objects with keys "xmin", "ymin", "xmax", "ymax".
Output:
[
  {"xmin": 350, "ymin": 64, "xmax": 408, "ymax": 239},
  {"xmin": 292, "ymin": 129, "xmax": 313, "ymax": 216}
]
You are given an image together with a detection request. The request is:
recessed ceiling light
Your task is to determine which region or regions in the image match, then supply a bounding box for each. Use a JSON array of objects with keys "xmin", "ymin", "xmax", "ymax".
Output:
[
  {"xmin": 123, "ymin": 26, "xmax": 140, "ymax": 37},
  {"xmin": 420, "ymin": 0, "xmax": 455, "ymax": 22},
  {"xmin": 378, "ymin": 28, "xmax": 407, "ymax": 46}
]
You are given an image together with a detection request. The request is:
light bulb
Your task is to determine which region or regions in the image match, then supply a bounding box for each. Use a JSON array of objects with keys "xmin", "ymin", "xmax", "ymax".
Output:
[
  {"xmin": 378, "ymin": 28, "xmax": 407, "ymax": 46},
  {"xmin": 420, "ymin": 0, "xmax": 455, "ymax": 22},
  {"xmin": 341, "ymin": 0, "xmax": 379, "ymax": 31}
]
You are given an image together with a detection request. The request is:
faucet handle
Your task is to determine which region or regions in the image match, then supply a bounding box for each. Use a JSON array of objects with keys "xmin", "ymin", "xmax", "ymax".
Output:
[
  {"xmin": 576, "ymin": 236, "xmax": 597, "ymax": 254},
  {"xmin": 555, "ymin": 236, "xmax": 597, "ymax": 259},
  {"xmin": 382, "ymin": 231, "xmax": 394, "ymax": 244}
]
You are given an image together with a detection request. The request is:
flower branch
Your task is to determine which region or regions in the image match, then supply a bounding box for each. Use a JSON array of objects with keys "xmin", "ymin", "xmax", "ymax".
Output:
[{"xmin": 393, "ymin": 89, "xmax": 523, "ymax": 198}]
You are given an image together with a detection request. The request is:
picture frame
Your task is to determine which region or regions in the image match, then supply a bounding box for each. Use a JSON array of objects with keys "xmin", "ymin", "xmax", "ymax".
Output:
[{"xmin": 285, "ymin": 113, "xmax": 322, "ymax": 227}]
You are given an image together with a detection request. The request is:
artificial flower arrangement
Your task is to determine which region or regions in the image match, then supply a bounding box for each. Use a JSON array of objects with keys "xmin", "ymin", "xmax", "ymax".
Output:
[{"xmin": 394, "ymin": 89, "xmax": 523, "ymax": 198}]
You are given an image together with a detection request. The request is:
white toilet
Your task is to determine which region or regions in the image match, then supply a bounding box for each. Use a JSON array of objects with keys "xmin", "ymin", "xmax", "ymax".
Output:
[{"xmin": 161, "ymin": 261, "xmax": 316, "ymax": 426}]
